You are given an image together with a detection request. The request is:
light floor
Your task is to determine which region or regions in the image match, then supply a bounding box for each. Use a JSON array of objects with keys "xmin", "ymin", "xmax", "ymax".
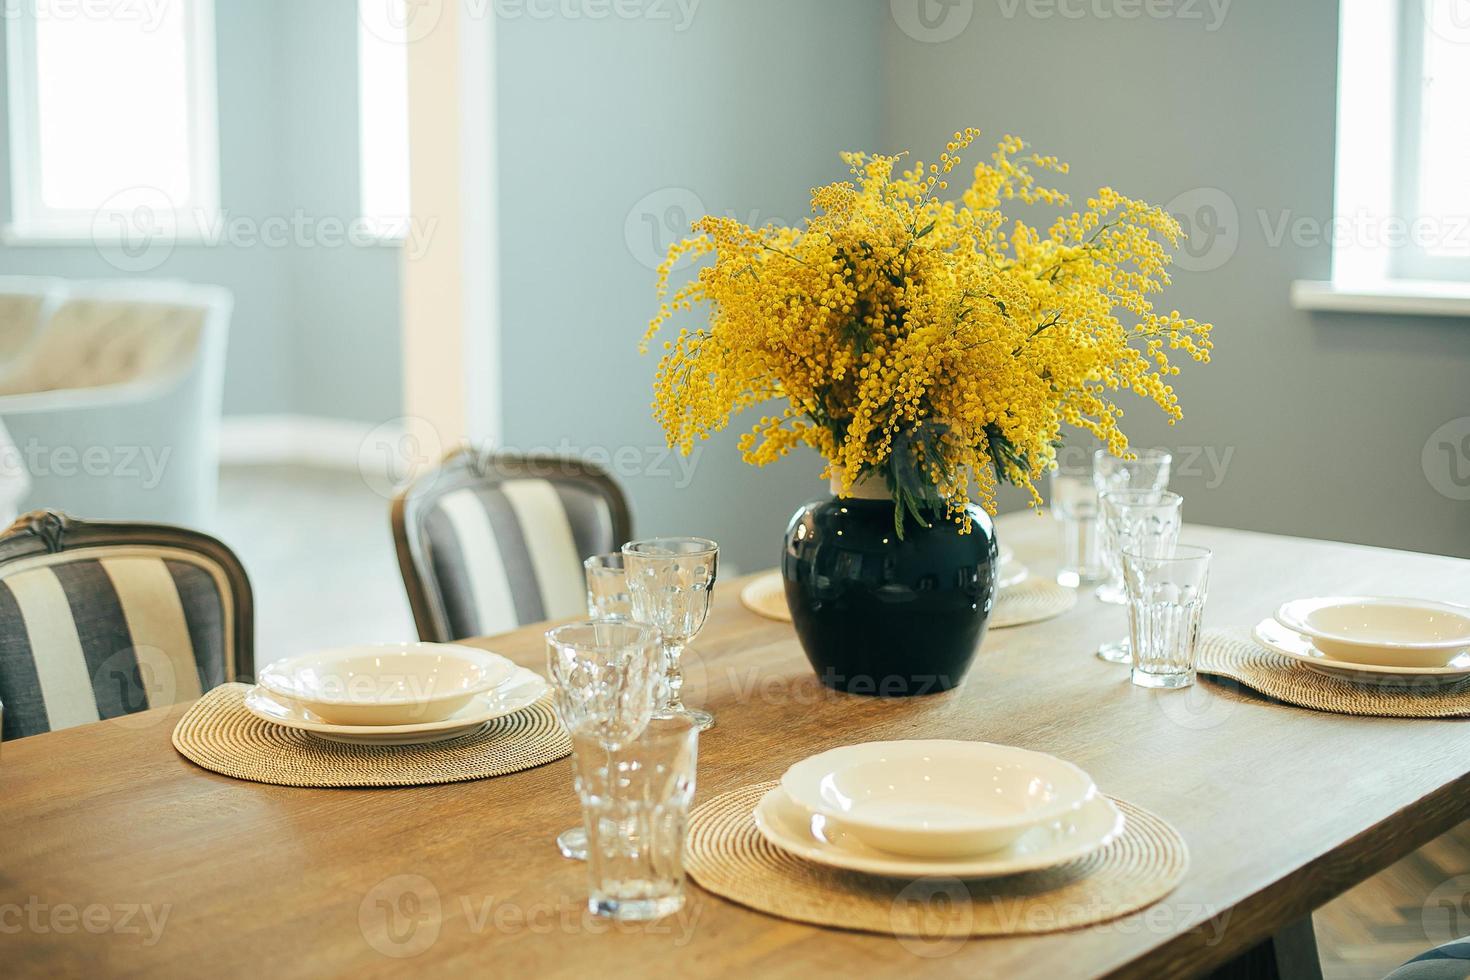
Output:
[{"xmin": 216, "ymin": 464, "xmax": 1467, "ymax": 976}]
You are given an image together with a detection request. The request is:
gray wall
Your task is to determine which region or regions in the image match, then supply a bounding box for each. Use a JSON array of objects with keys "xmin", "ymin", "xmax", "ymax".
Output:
[
  {"xmin": 495, "ymin": 0, "xmax": 885, "ymax": 571},
  {"xmin": 0, "ymin": 0, "xmax": 401, "ymax": 421},
  {"xmin": 883, "ymin": 0, "xmax": 1470, "ymax": 558}
]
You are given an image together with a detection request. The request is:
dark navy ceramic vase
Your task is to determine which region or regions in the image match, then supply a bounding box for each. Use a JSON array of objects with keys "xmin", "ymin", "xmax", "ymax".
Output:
[{"xmin": 781, "ymin": 492, "xmax": 998, "ymax": 696}]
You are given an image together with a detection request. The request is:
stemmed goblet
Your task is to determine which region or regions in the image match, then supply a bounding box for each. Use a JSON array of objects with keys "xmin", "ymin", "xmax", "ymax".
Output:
[
  {"xmin": 621, "ymin": 537, "xmax": 719, "ymax": 732},
  {"xmin": 1096, "ymin": 490, "xmax": 1183, "ymax": 663},
  {"xmin": 1093, "ymin": 449, "xmax": 1173, "ymax": 604},
  {"xmin": 545, "ymin": 620, "xmax": 663, "ymax": 861}
]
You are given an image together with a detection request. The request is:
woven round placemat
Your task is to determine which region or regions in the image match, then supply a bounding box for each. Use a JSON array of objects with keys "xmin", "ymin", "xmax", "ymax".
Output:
[
  {"xmin": 172, "ymin": 683, "xmax": 571, "ymax": 788},
  {"xmin": 1197, "ymin": 628, "xmax": 1470, "ymax": 719},
  {"xmin": 990, "ymin": 577, "xmax": 1077, "ymax": 629},
  {"xmin": 685, "ymin": 782, "xmax": 1188, "ymax": 938},
  {"xmin": 741, "ymin": 572, "xmax": 1076, "ymax": 631},
  {"xmin": 740, "ymin": 572, "xmax": 790, "ymax": 622}
]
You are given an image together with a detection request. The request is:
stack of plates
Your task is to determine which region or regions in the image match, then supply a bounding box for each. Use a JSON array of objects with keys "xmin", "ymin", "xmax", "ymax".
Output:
[
  {"xmin": 997, "ymin": 543, "xmax": 1029, "ymax": 591},
  {"xmin": 244, "ymin": 642, "xmax": 547, "ymax": 744},
  {"xmin": 757, "ymin": 740, "xmax": 1123, "ymax": 878},
  {"xmin": 1253, "ymin": 596, "xmax": 1470, "ymax": 687}
]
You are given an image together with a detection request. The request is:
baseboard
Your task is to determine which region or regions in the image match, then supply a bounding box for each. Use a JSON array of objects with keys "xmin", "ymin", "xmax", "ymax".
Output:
[{"xmin": 220, "ymin": 414, "xmax": 403, "ymax": 472}]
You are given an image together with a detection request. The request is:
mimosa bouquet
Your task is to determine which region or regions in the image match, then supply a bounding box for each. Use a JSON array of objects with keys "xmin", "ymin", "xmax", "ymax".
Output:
[{"xmin": 643, "ymin": 129, "xmax": 1213, "ymax": 534}]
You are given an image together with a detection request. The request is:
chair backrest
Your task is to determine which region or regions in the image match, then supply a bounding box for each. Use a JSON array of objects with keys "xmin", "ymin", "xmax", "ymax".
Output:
[
  {"xmin": 392, "ymin": 449, "xmax": 633, "ymax": 642},
  {"xmin": 0, "ymin": 276, "xmax": 65, "ymax": 364},
  {"xmin": 0, "ymin": 510, "xmax": 254, "ymax": 740}
]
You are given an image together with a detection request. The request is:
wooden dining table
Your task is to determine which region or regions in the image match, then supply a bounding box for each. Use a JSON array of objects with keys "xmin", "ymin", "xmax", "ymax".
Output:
[{"xmin": 5, "ymin": 512, "xmax": 1469, "ymax": 978}]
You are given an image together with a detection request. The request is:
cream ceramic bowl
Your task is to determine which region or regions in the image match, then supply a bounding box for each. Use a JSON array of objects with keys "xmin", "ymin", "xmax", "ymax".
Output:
[
  {"xmin": 780, "ymin": 740, "xmax": 1097, "ymax": 858},
  {"xmin": 257, "ymin": 643, "xmax": 515, "ymax": 726},
  {"xmin": 1274, "ymin": 597, "xmax": 1470, "ymax": 668}
]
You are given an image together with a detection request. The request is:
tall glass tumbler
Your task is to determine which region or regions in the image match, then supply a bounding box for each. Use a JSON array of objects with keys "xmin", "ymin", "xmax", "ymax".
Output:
[
  {"xmin": 573, "ymin": 713, "xmax": 698, "ymax": 922},
  {"xmin": 546, "ymin": 620, "xmax": 664, "ymax": 861},
  {"xmin": 1050, "ymin": 464, "xmax": 1105, "ymax": 588},
  {"xmin": 1096, "ymin": 490, "xmax": 1183, "ymax": 663},
  {"xmin": 622, "ymin": 537, "xmax": 719, "ymax": 732},
  {"xmin": 1123, "ymin": 544, "xmax": 1212, "ymax": 689},
  {"xmin": 1093, "ymin": 449, "xmax": 1173, "ymax": 603},
  {"xmin": 585, "ymin": 553, "xmax": 633, "ymax": 621}
]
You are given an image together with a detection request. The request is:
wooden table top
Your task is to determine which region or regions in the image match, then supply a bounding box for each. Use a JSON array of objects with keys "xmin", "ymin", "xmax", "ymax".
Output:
[{"xmin": 4, "ymin": 514, "xmax": 1469, "ymax": 979}]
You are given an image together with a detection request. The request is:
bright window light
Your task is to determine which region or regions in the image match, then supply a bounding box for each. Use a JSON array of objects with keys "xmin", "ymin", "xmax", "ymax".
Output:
[
  {"xmin": 1415, "ymin": 0, "xmax": 1470, "ymax": 258},
  {"xmin": 358, "ymin": 0, "xmax": 411, "ymax": 238},
  {"xmin": 5, "ymin": 0, "xmax": 219, "ymax": 235}
]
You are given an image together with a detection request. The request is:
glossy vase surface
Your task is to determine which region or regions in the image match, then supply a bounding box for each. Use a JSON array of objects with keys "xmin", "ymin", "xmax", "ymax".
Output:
[{"xmin": 781, "ymin": 494, "xmax": 998, "ymax": 696}]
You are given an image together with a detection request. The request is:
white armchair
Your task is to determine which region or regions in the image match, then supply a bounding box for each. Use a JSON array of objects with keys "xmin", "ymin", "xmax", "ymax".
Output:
[{"xmin": 0, "ymin": 279, "xmax": 232, "ymax": 528}]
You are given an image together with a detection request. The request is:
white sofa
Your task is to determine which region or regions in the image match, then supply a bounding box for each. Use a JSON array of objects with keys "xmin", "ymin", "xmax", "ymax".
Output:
[{"xmin": 0, "ymin": 278, "xmax": 232, "ymax": 528}]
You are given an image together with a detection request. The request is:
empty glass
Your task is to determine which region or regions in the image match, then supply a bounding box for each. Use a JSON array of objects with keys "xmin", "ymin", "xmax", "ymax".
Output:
[
  {"xmin": 573, "ymin": 713, "xmax": 698, "ymax": 922},
  {"xmin": 1093, "ymin": 449, "xmax": 1173, "ymax": 603},
  {"xmin": 546, "ymin": 620, "xmax": 664, "ymax": 861},
  {"xmin": 1050, "ymin": 464, "xmax": 1105, "ymax": 588},
  {"xmin": 1096, "ymin": 490, "xmax": 1183, "ymax": 663},
  {"xmin": 584, "ymin": 553, "xmax": 633, "ymax": 621},
  {"xmin": 1123, "ymin": 544, "xmax": 1212, "ymax": 689},
  {"xmin": 622, "ymin": 537, "xmax": 719, "ymax": 732}
]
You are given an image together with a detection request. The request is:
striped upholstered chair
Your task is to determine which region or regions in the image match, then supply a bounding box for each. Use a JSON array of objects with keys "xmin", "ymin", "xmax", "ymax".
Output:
[
  {"xmin": 0, "ymin": 510, "xmax": 252, "ymax": 740},
  {"xmin": 391, "ymin": 449, "xmax": 632, "ymax": 642}
]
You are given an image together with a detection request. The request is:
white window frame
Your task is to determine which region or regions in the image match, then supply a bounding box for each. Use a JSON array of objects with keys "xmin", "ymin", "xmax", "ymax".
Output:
[
  {"xmin": 4, "ymin": 0, "xmax": 221, "ymax": 241},
  {"xmin": 1292, "ymin": 0, "xmax": 1470, "ymax": 315}
]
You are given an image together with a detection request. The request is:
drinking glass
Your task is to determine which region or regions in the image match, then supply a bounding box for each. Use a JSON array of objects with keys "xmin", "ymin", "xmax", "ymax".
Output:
[
  {"xmin": 1123, "ymin": 544, "xmax": 1212, "ymax": 689},
  {"xmin": 546, "ymin": 620, "xmax": 663, "ymax": 861},
  {"xmin": 1093, "ymin": 449, "xmax": 1173, "ymax": 603},
  {"xmin": 1096, "ymin": 490, "xmax": 1183, "ymax": 663},
  {"xmin": 573, "ymin": 713, "xmax": 698, "ymax": 921},
  {"xmin": 622, "ymin": 537, "xmax": 719, "ymax": 732},
  {"xmin": 584, "ymin": 553, "xmax": 633, "ymax": 621},
  {"xmin": 1050, "ymin": 465, "xmax": 1105, "ymax": 588}
]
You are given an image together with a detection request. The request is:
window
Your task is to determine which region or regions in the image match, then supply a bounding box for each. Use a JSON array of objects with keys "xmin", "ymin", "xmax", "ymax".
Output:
[
  {"xmin": 357, "ymin": 0, "xmax": 411, "ymax": 239},
  {"xmin": 1329, "ymin": 0, "xmax": 1470, "ymax": 289},
  {"xmin": 4, "ymin": 0, "xmax": 219, "ymax": 238}
]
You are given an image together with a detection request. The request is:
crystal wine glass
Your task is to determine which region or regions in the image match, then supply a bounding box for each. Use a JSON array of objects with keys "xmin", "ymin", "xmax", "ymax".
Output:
[
  {"xmin": 1096, "ymin": 490, "xmax": 1183, "ymax": 663},
  {"xmin": 1092, "ymin": 449, "xmax": 1173, "ymax": 603},
  {"xmin": 621, "ymin": 537, "xmax": 719, "ymax": 732},
  {"xmin": 545, "ymin": 620, "xmax": 663, "ymax": 861}
]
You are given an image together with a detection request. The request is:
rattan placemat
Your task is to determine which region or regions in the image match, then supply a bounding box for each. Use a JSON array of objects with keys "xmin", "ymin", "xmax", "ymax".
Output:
[
  {"xmin": 172, "ymin": 683, "xmax": 571, "ymax": 788},
  {"xmin": 990, "ymin": 578, "xmax": 1077, "ymax": 629},
  {"xmin": 685, "ymin": 782, "xmax": 1189, "ymax": 938},
  {"xmin": 740, "ymin": 572, "xmax": 790, "ymax": 621},
  {"xmin": 1197, "ymin": 628, "xmax": 1470, "ymax": 719},
  {"xmin": 741, "ymin": 572, "xmax": 1076, "ymax": 630}
]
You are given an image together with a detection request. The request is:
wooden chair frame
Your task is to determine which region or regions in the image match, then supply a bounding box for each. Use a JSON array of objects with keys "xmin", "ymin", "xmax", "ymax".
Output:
[
  {"xmin": 0, "ymin": 509, "xmax": 255, "ymax": 681},
  {"xmin": 391, "ymin": 447, "xmax": 634, "ymax": 643}
]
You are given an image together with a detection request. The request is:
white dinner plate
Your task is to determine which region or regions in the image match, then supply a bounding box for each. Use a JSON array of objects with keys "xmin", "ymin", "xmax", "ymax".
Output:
[
  {"xmin": 753, "ymin": 786, "xmax": 1124, "ymax": 879},
  {"xmin": 1251, "ymin": 619, "xmax": 1470, "ymax": 684},
  {"xmin": 997, "ymin": 559, "xmax": 1029, "ymax": 591},
  {"xmin": 243, "ymin": 667, "xmax": 549, "ymax": 744}
]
